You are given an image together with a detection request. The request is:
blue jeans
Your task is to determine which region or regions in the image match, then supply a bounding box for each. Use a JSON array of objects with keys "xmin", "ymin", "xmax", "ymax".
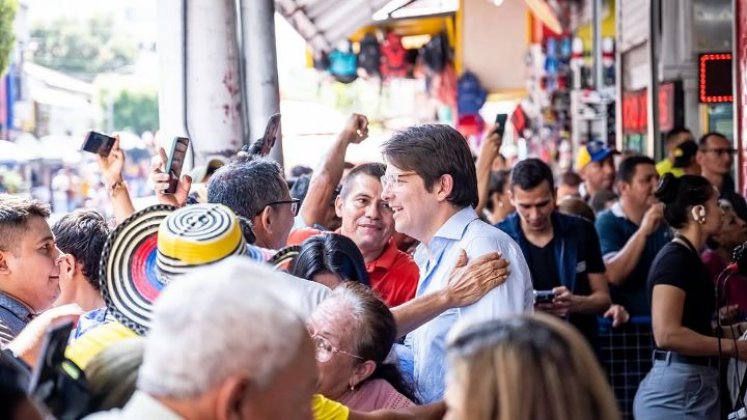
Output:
[{"xmin": 633, "ymin": 358, "xmax": 719, "ymax": 419}]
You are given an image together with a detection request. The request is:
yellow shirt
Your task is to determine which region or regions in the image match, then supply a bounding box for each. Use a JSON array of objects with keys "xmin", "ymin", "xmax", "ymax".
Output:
[
  {"xmin": 656, "ymin": 158, "xmax": 684, "ymax": 177},
  {"xmin": 65, "ymin": 321, "xmax": 137, "ymax": 369},
  {"xmin": 312, "ymin": 394, "xmax": 350, "ymax": 420}
]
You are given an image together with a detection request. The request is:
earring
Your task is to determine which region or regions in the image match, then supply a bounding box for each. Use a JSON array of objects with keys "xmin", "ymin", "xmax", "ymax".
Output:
[
  {"xmin": 692, "ymin": 206, "xmax": 707, "ymax": 225},
  {"xmin": 349, "ymin": 383, "xmax": 356, "ymax": 392}
]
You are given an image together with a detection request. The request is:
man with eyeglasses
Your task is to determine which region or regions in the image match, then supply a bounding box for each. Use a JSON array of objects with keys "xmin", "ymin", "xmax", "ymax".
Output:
[
  {"xmin": 380, "ymin": 124, "xmax": 534, "ymax": 403},
  {"xmin": 203, "ymin": 159, "xmax": 299, "ymax": 250},
  {"xmin": 696, "ymin": 131, "xmax": 747, "ymax": 221}
]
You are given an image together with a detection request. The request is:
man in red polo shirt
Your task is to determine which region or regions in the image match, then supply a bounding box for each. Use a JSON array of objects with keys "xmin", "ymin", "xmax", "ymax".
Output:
[{"xmin": 289, "ymin": 163, "xmax": 418, "ymax": 306}]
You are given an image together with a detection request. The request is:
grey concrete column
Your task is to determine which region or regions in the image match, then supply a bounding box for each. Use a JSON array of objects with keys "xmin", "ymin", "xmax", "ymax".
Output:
[{"xmin": 241, "ymin": 0, "xmax": 284, "ymax": 166}]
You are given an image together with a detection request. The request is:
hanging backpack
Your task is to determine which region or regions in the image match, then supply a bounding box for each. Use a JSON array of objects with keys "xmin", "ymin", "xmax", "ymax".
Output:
[
  {"xmin": 313, "ymin": 51, "xmax": 330, "ymax": 72},
  {"xmin": 328, "ymin": 40, "xmax": 358, "ymax": 84},
  {"xmin": 423, "ymin": 31, "xmax": 450, "ymax": 73},
  {"xmin": 357, "ymin": 33, "xmax": 381, "ymax": 78},
  {"xmin": 380, "ymin": 32, "xmax": 408, "ymax": 80},
  {"xmin": 456, "ymin": 71, "xmax": 487, "ymax": 116}
]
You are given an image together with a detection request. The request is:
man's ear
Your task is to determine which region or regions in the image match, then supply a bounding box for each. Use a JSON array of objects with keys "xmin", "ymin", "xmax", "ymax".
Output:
[
  {"xmin": 334, "ymin": 195, "xmax": 344, "ymax": 218},
  {"xmin": 696, "ymin": 150, "xmax": 705, "ymax": 166},
  {"xmin": 0, "ymin": 250, "xmax": 10, "ymax": 275},
  {"xmin": 216, "ymin": 375, "xmax": 252, "ymax": 420},
  {"xmin": 59, "ymin": 254, "xmax": 76, "ymax": 278},
  {"xmin": 258, "ymin": 206, "xmax": 273, "ymax": 231},
  {"xmin": 436, "ymin": 174, "xmax": 454, "ymax": 201},
  {"xmin": 616, "ymin": 180, "xmax": 628, "ymax": 195}
]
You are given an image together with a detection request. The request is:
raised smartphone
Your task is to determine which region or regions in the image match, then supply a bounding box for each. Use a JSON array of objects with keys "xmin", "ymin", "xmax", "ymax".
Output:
[
  {"xmin": 80, "ymin": 131, "xmax": 116, "ymax": 157},
  {"xmin": 165, "ymin": 137, "xmax": 190, "ymax": 194},
  {"xmin": 494, "ymin": 113, "xmax": 508, "ymax": 138}
]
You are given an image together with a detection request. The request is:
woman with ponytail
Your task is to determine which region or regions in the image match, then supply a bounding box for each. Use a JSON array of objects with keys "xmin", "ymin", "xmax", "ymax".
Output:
[
  {"xmin": 634, "ymin": 174, "xmax": 747, "ymax": 419},
  {"xmin": 306, "ymin": 281, "xmax": 417, "ymax": 411}
]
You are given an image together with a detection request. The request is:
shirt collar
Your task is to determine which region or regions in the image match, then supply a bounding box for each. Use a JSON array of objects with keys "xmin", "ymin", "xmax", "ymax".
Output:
[
  {"xmin": 367, "ymin": 239, "xmax": 399, "ymax": 272},
  {"xmin": 610, "ymin": 201, "xmax": 626, "ymax": 218},
  {"xmin": 431, "ymin": 207, "xmax": 479, "ymax": 241},
  {"xmin": 123, "ymin": 391, "xmax": 184, "ymax": 419},
  {"xmin": 0, "ymin": 292, "xmax": 33, "ymax": 321}
]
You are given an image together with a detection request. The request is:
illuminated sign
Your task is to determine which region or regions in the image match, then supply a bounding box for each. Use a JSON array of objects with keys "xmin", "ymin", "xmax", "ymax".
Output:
[
  {"xmin": 699, "ymin": 53, "xmax": 733, "ymax": 103},
  {"xmin": 622, "ymin": 82, "xmax": 682, "ymax": 133}
]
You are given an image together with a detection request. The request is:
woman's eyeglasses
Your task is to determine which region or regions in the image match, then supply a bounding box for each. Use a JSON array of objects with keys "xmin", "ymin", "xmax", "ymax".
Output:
[{"xmin": 310, "ymin": 334, "xmax": 364, "ymax": 363}]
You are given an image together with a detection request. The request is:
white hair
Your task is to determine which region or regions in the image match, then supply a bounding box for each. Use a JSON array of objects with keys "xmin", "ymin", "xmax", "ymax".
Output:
[{"xmin": 137, "ymin": 256, "xmax": 305, "ymax": 398}]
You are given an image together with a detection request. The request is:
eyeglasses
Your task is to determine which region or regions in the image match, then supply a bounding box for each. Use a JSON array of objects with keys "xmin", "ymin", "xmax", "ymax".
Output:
[
  {"xmin": 310, "ymin": 334, "xmax": 364, "ymax": 364},
  {"xmin": 265, "ymin": 198, "xmax": 300, "ymax": 216},
  {"xmin": 701, "ymin": 148, "xmax": 736, "ymax": 156},
  {"xmin": 380, "ymin": 171, "xmax": 418, "ymax": 189}
]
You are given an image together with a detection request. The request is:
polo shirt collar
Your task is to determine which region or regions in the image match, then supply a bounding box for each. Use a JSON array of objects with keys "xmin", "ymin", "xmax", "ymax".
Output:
[
  {"xmin": 368, "ymin": 239, "xmax": 399, "ymax": 272},
  {"xmin": 610, "ymin": 201, "xmax": 627, "ymax": 219},
  {"xmin": 0, "ymin": 292, "xmax": 33, "ymax": 321}
]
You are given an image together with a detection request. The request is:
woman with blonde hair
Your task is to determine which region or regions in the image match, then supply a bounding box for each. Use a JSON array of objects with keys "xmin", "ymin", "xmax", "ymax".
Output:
[{"xmin": 444, "ymin": 313, "xmax": 620, "ymax": 420}]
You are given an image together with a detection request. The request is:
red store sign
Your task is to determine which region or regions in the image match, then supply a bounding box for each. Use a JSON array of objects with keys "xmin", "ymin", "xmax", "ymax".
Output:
[{"xmin": 622, "ymin": 82, "xmax": 682, "ymax": 134}]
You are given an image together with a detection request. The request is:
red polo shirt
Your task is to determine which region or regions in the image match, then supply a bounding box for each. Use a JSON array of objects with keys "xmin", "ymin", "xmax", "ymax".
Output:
[
  {"xmin": 286, "ymin": 228, "xmax": 419, "ymax": 307},
  {"xmin": 366, "ymin": 239, "xmax": 419, "ymax": 307}
]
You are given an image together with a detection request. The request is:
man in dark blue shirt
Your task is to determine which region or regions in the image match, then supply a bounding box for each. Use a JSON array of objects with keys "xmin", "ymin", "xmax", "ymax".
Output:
[
  {"xmin": 594, "ymin": 156, "xmax": 671, "ymax": 317},
  {"xmin": 497, "ymin": 158, "xmax": 611, "ymax": 345}
]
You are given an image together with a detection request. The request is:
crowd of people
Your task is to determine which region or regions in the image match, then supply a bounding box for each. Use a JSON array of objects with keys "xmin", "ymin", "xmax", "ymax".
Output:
[{"xmin": 1, "ymin": 114, "xmax": 747, "ymax": 420}]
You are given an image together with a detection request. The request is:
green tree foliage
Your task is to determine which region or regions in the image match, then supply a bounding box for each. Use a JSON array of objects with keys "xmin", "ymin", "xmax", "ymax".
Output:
[
  {"xmin": 29, "ymin": 15, "xmax": 136, "ymax": 81},
  {"xmin": 110, "ymin": 90, "xmax": 158, "ymax": 135},
  {"xmin": 0, "ymin": 0, "xmax": 18, "ymax": 76}
]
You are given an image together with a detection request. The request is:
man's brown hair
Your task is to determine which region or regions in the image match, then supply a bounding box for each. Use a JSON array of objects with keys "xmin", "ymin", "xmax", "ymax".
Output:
[
  {"xmin": 382, "ymin": 124, "xmax": 478, "ymax": 208},
  {"xmin": 0, "ymin": 194, "xmax": 51, "ymax": 251}
]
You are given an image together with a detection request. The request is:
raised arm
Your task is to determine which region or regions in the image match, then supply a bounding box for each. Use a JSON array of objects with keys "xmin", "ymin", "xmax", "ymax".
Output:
[
  {"xmin": 299, "ymin": 114, "xmax": 368, "ymax": 226},
  {"xmin": 475, "ymin": 125, "xmax": 502, "ymax": 215},
  {"xmin": 149, "ymin": 146, "xmax": 192, "ymax": 208},
  {"xmin": 604, "ymin": 204, "xmax": 663, "ymax": 285},
  {"xmin": 97, "ymin": 135, "xmax": 136, "ymax": 223}
]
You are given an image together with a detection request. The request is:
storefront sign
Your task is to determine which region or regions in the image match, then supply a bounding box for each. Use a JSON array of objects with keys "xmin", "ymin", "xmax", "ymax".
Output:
[
  {"xmin": 622, "ymin": 81, "xmax": 682, "ymax": 134},
  {"xmin": 699, "ymin": 53, "xmax": 733, "ymax": 103}
]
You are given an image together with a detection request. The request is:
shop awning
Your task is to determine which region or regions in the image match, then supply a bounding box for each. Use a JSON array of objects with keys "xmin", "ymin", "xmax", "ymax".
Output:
[
  {"xmin": 276, "ymin": 0, "xmax": 392, "ymax": 52},
  {"xmin": 275, "ymin": 0, "xmax": 458, "ymax": 52}
]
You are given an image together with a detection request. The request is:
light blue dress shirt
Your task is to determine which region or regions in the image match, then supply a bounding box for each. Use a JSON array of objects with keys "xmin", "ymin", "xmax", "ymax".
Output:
[{"xmin": 409, "ymin": 207, "xmax": 534, "ymax": 403}]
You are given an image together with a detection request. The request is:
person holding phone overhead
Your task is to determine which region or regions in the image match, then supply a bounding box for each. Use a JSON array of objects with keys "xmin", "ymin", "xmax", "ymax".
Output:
[
  {"xmin": 93, "ymin": 134, "xmax": 136, "ymax": 223},
  {"xmin": 165, "ymin": 138, "xmax": 190, "ymax": 195},
  {"xmin": 150, "ymin": 137, "xmax": 194, "ymax": 209},
  {"xmin": 475, "ymin": 116, "xmax": 509, "ymax": 222}
]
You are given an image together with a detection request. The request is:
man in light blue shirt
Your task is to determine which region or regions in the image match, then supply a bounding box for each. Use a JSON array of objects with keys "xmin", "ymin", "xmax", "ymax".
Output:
[{"xmin": 381, "ymin": 124, "xmax": 534, "ymax": 403}]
